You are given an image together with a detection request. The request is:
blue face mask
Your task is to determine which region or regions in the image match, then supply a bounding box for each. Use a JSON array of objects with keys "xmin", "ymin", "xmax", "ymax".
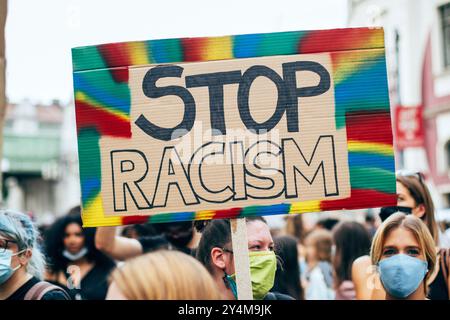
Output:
[
  {"xmin": 0, "ymin": 249, "xmax": 25, "ymax": 285},
  {"xmin": 378, "ymin": 254, "xmax": 428, "ymax": 299},
  {"xmin": 62, "ymin": 247, "xmax": 88, "ymax": 261}
]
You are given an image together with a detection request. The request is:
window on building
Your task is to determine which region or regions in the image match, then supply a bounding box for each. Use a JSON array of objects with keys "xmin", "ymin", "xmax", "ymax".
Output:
[
  {"xmin": 440, "ymin": 3, "xmax": 450, "ymax": 68},
  {"xmin": 446, "ymin": 140, "xmax": 450, "ymax": 169}
]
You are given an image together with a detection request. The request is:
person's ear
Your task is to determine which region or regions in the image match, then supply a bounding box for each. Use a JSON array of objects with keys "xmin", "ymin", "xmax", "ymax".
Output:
[
  {"xmin": 18, "ymin": 249, "xmax": 32, "ymax": 265},
  {"xmin": 211, "ymin": 247, "xmax": 227, "ymax": 269},
  {"xmin": 413, "ymin": 204, "xmax": 426, "ymax": 219}
]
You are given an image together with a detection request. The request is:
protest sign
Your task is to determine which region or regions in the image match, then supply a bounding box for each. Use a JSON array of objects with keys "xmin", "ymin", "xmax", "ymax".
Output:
[{"xmin": 72, "ymin": 27, "xmax": 396, "ymax": 227}]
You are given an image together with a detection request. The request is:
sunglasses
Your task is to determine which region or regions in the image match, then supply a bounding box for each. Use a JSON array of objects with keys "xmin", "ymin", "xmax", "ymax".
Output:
[
  {"xmin": 379, "ymin": 206, "xmax": 413, "ymax": 222},
  {"xmin": 396, "ymin": 170, "xmax": 425, "ymax": 184}
]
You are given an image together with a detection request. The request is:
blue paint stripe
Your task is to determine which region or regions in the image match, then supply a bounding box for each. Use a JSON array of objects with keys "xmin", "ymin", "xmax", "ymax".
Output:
[
  {"xmin": 81, "ymin": 178, "xmax": 101, "ymax": 203},
  {"xmin": 150, "ymin": 40, "xmax": 170, "ymax": 63},
  {"xmin": 74, "ymin": 73, "xmax": 130, "ymax": 113},
  {"xmin": 348, "ymin": 152, "xmax": 395, "ymax": 172},
  {"xmin": 233, "ymin": 34, "xmax": 263, "ymax": 58},
  {"xmin": 335, "ymin": 58, "xmax": 390, "ymax": 113},
  {"xmin": 244, "ymin": 203, "xmax": 291, "ymax": 216}
]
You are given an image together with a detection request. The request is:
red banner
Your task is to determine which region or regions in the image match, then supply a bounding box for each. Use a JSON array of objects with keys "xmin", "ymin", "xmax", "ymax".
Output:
[{"xmin": 394, "ymin": 105, "xmax": 424, "ymax": 149}]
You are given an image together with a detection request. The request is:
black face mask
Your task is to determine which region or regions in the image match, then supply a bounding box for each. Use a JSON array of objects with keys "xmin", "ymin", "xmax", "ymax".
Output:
[{"xmin": 379, "ymin": 206, "xmax": 412, "ymax": 222}]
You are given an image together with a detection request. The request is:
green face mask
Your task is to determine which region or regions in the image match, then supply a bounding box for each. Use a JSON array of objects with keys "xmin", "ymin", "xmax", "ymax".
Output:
[{"xmin": 229, "ymin": 250, "xmax": 277, "ymax": 300}]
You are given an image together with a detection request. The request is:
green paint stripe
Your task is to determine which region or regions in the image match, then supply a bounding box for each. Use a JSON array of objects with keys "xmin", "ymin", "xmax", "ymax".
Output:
[
  {"xmin": 259, "ymin": 31, "xmax": 304, "ymax": 56},
  {"xmin": 349, "ymin": 166, "xmax": 396, "ymax": 194},
  {"xmin": 72, "ymin": 46, "xmax": 106, "ymax": 72},
  {"xmin": 78, "ymin": 128, "xmax": 101, "ymax": 180}
]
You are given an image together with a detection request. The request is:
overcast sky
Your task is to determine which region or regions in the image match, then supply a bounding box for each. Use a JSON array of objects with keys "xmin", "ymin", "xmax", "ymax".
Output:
[{"xmin": 5, "ymin": 0, "xmax": 348, "ymax": 105}]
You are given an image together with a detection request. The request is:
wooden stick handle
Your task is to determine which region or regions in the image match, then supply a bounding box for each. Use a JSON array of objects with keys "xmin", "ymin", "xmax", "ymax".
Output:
[{"xmin": 230, "ymin": 218, "xmax": 253, "ymax": 300}]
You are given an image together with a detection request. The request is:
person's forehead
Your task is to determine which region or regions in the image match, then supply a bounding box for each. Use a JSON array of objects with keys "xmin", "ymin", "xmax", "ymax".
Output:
[
  {"xmin": 396, "ymin": 182, "xmax": 409, "ymax": 194},
  {"xmin": 383, "ymin": 227, "xmax": 419, "ymax": 247},
  {"xmin": 65, "ymin": 222, "xmax": 82, "ymax": 231},
  {"xmin": 246, "ymin": 221, "xmax": 272, "ymax": 242}
]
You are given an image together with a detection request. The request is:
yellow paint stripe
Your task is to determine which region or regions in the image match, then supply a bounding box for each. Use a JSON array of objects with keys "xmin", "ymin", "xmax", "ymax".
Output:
[
  {"xmin": 347, "ymin": 140, "xmax": 394, "ymax": 157},
  {"xmin": 289, "ymin": 200, "xmax": 321, "ymax": 214},
  {"xmin": 203, "ymin": 36, "xmax": 233, "ymax": 61},
  {"xmin": 76, "ymin": 91, "xmax": 129, "ymax": 122},
  {"xmin": 128, "ymin": 42, "xmax": 151, "ymax": 65},
  {"xmin": 195, "ymin": 210, "xmax": 216, "ymax": 221},
  {"xmin": 333, "ymin": 49, "xmax": 384, "ymax": 85},
  {"xmin": 82, "ymin": 195, "xmax": 122, "ymax": 227}
]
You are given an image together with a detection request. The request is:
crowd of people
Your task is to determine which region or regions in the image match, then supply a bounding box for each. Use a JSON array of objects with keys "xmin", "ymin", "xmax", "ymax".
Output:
[{"xmin": 0, "ymin": 171, "xmax": 449, "ymax": 300}]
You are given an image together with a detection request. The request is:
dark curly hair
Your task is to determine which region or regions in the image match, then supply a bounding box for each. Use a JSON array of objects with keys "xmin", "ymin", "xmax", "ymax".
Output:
[{"xmin": 43, "ymin": 206, "xmax": 114, "ymax": 274}]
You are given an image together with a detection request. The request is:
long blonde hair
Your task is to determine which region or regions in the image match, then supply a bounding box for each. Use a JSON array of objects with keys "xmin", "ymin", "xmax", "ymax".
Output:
[
  {"xmin": 110, "ymin": 250, "xmax": 221, "ymax": 300},
  {"xmin": 371, "ymin": 213, "xmax": 437, "ymax": 290}
]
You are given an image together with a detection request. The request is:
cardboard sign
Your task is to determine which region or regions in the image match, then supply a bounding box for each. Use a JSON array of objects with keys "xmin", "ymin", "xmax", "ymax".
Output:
[{"xmin": 72, "ymin": 28, "xmax": 397, "ymax": 227}]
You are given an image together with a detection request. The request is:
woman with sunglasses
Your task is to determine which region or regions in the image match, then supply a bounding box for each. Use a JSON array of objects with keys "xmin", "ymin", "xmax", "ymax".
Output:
[{"xmin": 352, "ymin": 172, "xmax": 450, "ymax": 300}]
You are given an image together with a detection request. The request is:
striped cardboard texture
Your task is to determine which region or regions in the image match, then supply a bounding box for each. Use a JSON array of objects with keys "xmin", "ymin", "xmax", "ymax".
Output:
[{"xmin": 72, "ymin": 27, "xmax": 396, "ymax": 227}]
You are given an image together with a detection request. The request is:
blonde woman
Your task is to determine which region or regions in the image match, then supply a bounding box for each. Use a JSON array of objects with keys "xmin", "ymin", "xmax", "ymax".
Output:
[
  {"xmin": 106, "ymin": 250, "xmax": 221, "ymax": 300},
  {"xmin": 353, "ymin": 172, "xmax": 450, "ymax": 300},
  {"xmin": 370, "ymin": 213, "xmax": 436, "ymax": 300}
]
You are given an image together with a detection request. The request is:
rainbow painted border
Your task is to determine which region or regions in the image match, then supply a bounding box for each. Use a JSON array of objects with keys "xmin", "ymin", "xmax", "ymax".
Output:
[{"xmin": 72, "ymin": 27, "xmax": 396, "ymax": 227}]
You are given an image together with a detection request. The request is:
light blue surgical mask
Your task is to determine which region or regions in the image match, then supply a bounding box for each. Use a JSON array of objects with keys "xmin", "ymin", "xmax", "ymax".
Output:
[
  {"xmin": 0, "ymin": 249, "xmax": 26, "ymax": 285},
  {"xmin": 378, "ymin": 254, "xmax": 428, "ymax": 299},
  {"xmin": 62, "ymin": 247, "xmax": 88, "ymax": 261}
]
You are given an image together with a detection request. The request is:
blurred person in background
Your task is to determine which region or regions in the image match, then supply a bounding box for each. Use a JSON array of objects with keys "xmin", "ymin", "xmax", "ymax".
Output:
[
  {"xmin": 44, "ymin": 207, "xmax": 116, "ymax": 300},
  {"xmin": 284, "ymin": 214, "xmax": 306, "ymax": 245},
  {"xmin": 272, "ymin": 235, "xmax": 304, "ymax": 300},
  {"xmin": 316, "ymin": 217, "xmax": 340, "ymax": 232},
  {"xmin": 353, "ymin": 172, "xmax": 450, "ymax": 300},
  {"xmin": 195, "ymin": 217, "xmax": 293, "ymax": 300},
  {"xmin": 0, "ymin": 210, "xmax": 70, "ymax": 300},
  {"xmin": 303, "ymin": 229, "xmax": 334, "ymax": 299},
  {"xmin": 106, "ymin": 250, "xmax": 221, "ymax": 300},
  {"xmin": 95, "ymin": 220, "xmax": 199, "ymax": 261},
  {"xmin": 370, "ymin": 213, "xmax": 436, "ymax": 300},
  {"xmin": 445, "ymin": 221, "xmax": 450, "ymax": 242},
  {"xmin": 121, "ymin": 223, "xmax": 160, "ymax": 240},
  {"xmin": 396, "ymin": 172, "xmax": 449, "ymax": 247},
  {"xmin": 285, "ymin": 215, "xmax": 307, "ymax": 286},
  {"xmin": 332, "ymin": 221, "xmax": 371, "ymax": 300},
  {"xmin": 364, "ymin": 211, "xmax": 378, "ymax": 239}
]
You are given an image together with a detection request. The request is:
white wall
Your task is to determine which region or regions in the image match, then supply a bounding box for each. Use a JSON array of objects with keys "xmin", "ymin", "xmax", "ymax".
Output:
[{"xmin": 54, "ymin": 101, "xmax": 81, "ymax": 217}]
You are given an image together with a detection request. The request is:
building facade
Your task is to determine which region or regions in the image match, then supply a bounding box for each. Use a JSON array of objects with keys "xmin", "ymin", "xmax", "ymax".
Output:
[
  {"xmin": 348, "ymin": 0, "xmax": 450, "ymax": 210},
  {"xmin": 2, "ymin": 100, "xmax": 80, "ymax": 225}
]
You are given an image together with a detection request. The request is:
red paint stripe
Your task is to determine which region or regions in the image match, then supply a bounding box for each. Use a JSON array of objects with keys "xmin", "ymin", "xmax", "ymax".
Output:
[
  {"xmin": 214, "ymin": 207, "xmax": 242, "ymax": 220},
  {"xmin": 109, "ymin": 67, "xmax": 129, "ymax": 83},
  {"xmin": 122, "ymin": 216, "xmax": 149, "ymax": 225},
  {"xmin": 181, "ymin": 38, "xmax": 207, "ymax": 62},
  {"xmin": 346, "ymin": 111, "xmax": 393, "ymax": 145},
  {"xmin": 299, "ymin": 28, "xmax": 375, "ymax": 53},
  {"xmin": 320, "ymin": 189, "xmax": 397, "ymax": 211},
  {"xmin": 98, "ymin": 43, "xmax": 132, "ymax": 68},
  {"xmin": 75, "ymin": 100, "xmax": 131, "ymax": 138},
  {"xmin": 97, "ymin": 45, "xmax": 130, "ymax": 83}
]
